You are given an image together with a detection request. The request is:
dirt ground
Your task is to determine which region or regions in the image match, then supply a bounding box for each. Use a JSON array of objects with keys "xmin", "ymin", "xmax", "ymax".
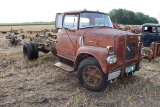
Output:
[{"xmin": 0, "ymin": 33, "xmax": 160, "ymax": 107}]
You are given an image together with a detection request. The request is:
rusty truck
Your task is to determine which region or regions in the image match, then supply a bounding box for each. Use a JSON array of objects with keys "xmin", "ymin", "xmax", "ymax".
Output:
[
  {"xmin": 141, "ymin": 23, "xmax": 160, "ymax": 60},
  {"xmin": 23, "ymin": 10, "xmax": 142, "ymax": 91}
]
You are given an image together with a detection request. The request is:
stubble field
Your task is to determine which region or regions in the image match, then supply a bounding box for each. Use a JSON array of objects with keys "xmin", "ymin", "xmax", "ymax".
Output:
[
  {"xmin": 0, "ymin": 25, "xmax": 160, "ymax": 107},
  {"xmin": 0, "ymin": 25, "xmax": 54, "ymax": 31}
]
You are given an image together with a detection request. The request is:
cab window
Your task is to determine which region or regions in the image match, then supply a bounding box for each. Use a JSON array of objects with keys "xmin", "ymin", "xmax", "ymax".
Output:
[
  {"xmin": 63, "ymin": 15, "xmax": 78, "ymax": 29},
  {"xmin": 144, "ymin": 26, "xmax": 156, "ymax": 33},
  {"xmin": 79, "ymin": 18, "xmax": 89, "ymax": 28}
]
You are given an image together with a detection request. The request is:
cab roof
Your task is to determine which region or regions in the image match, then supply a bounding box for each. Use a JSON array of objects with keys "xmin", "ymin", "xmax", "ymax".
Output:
[
  {"xmin": 143, "ymin": 23, "xmax": 160, "ymax": 27},
  {"xmin": 63, "ymin": 9, "xmax": 107, "ymax": 15}
]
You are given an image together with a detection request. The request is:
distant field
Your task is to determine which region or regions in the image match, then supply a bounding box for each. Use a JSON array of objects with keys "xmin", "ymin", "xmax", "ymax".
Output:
[
  {"xmin": 0, "ymin": 25, "xmax": 55, "ymax": 31},
  {"xmin": 0, "ymin": 22, "xmax": 55, "ymax": 26}
]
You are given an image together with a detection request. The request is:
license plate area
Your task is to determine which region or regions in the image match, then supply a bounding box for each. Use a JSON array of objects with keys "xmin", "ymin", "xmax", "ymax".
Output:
[{"xmin": 125, "ymin": 65, "xmax": 135, "ymax": 73}]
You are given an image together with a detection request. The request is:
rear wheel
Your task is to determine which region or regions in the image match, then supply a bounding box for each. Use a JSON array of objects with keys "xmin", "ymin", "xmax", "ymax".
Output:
[
  {"xmin": 77, "ymin": 57, "xmax": 108, "ymax": 92},
  {"xmin": 23, "ymin": 42, "xmax": 34, "ymax": 60},
  {"xmin": 31, "ymin": 42, "xmax": 38, "ymax": 59}
]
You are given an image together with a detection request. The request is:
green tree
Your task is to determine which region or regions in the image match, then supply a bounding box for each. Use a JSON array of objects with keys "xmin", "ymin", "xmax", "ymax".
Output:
[{"xmin": 109, "ymin": 8, "xmax": 158, "ymax": 25}]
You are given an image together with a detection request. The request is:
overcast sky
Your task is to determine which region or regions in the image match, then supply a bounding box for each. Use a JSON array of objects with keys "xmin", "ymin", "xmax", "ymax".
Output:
[{"xmin": 0, "ymin": 0, "xmax": 159, "ymax": 23}]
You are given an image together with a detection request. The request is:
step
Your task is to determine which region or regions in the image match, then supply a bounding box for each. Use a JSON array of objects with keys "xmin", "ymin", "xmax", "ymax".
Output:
[{"xmin": 54, "ymin": 62, "xmax": 74, "ymax": 72}]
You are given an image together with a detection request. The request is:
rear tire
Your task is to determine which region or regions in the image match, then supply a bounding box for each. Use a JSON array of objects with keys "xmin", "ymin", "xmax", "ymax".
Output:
[
  {"xmin": 23, "ymin": 42, "xmax": 34, "ymax": 60},
  {"xmin": 31, "ymin": 42, "xmax": 38, "ymax": 59},
  {"xmin": 77, "ymin": 57, "xmax": 108, "ymax": 92}
]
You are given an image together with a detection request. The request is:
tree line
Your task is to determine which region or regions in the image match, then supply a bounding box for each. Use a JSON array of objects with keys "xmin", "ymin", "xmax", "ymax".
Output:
[{"xmin": 109, "ymin": 9, "xmax": 158, "ymax": 25}]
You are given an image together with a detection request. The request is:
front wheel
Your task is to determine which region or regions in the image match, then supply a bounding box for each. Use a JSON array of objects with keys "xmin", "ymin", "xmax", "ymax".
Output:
[{"xmin": 77, "ymin": 57, "xmax": 108, "ymax": 92}]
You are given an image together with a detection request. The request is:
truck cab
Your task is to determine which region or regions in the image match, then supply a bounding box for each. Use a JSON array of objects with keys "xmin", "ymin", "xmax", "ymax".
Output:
[
  {"xmin": 54, "ymin": 10, "xmax": 142, "ymax": 91},
  {"xmin": 141, "ymin": 23, "xmax": 160, "ymax": 60},
  {"xmin": 141, "ymin": 23, "xmax": 160, "ymax": 47}
]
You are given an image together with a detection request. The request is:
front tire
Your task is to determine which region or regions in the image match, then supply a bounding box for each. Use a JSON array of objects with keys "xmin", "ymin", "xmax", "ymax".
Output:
[{"xmin": 77, "ymin": 57, "xmax": 108, "ymax": 92}]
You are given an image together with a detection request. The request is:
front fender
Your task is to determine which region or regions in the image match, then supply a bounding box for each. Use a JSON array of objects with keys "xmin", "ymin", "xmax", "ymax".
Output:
[{"xmin": 76, "ymin": 46, "xmax": 109, "ymax": 73}]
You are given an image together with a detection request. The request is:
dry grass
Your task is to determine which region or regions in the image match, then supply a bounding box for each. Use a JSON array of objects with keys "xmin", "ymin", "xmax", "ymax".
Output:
[
  {"xmin": 0, "ymin": 47, "xmax": 160, "ymax": 107},
  {"xmin": 0, "ymin": 25, "xmax": 160, "ymax": 107}
]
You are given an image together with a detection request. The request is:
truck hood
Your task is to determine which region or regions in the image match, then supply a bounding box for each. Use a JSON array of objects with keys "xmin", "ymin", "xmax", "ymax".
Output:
[
  {"xmin": 84, "ymin": 27, "xmax": 134, "ymax": 37},
  {"xmin": 83, "ymin": 28, "xmax": 134, "ymax": 48}
]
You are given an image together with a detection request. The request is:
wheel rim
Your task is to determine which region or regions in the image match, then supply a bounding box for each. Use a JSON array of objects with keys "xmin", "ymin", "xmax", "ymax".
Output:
[{"xmin": 82, "ymin": 65, "xmax": 102, "ymax": 86}]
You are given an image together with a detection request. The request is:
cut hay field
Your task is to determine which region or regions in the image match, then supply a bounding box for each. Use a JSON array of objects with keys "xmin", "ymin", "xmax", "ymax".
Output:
[
  {"xmin": 0, "ymin": 25, "xmax": 160, "ymax": 107},
  {"xmin": 0, "ymin": 25, "xmax": 55, "ymax": 31}
]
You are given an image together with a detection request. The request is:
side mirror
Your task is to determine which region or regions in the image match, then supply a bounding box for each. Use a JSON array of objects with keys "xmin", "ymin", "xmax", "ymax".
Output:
[{"xmin": 55, "ymin": 13, "xmax": 63, "ymax": 29}]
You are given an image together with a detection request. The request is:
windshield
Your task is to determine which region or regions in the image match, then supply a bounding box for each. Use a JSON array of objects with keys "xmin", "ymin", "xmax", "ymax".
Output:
[{"xmin": 79, "ymin": 12, "xmax": 113, "ymax": 28}]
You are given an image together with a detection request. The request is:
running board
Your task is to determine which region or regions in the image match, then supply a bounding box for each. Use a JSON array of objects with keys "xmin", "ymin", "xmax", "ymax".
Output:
[{"xmin": 54, "ymin": 62, "xmax": 74, "ymax": 72}]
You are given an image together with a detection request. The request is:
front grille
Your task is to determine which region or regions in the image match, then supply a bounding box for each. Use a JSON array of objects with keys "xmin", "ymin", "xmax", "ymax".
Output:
[{"xmin": 125, "ymin": 43, "xmax": 135, "ymax": 60}]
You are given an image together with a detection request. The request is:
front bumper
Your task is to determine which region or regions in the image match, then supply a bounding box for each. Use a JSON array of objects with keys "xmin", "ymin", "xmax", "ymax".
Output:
[{"xmin": 107, "ymin": 61, "xmax": 141, "ymax": 80}]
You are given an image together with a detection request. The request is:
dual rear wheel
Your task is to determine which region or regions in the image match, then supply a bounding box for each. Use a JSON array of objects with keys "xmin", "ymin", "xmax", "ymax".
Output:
[{"xmin": 23, "ymin": 42, "xmax": 38, "ymax": 60}]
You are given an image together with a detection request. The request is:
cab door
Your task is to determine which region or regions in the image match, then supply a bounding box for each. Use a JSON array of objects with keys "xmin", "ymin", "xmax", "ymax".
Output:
[{"xmin": 56, "ymin": 14, "xmax": 79, "ymax": 60}]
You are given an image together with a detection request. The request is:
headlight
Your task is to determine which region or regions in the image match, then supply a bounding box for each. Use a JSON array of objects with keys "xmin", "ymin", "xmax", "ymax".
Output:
[{"xmin": 107, "ymin": 55, "xmax": 117, "ymax": 64}]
